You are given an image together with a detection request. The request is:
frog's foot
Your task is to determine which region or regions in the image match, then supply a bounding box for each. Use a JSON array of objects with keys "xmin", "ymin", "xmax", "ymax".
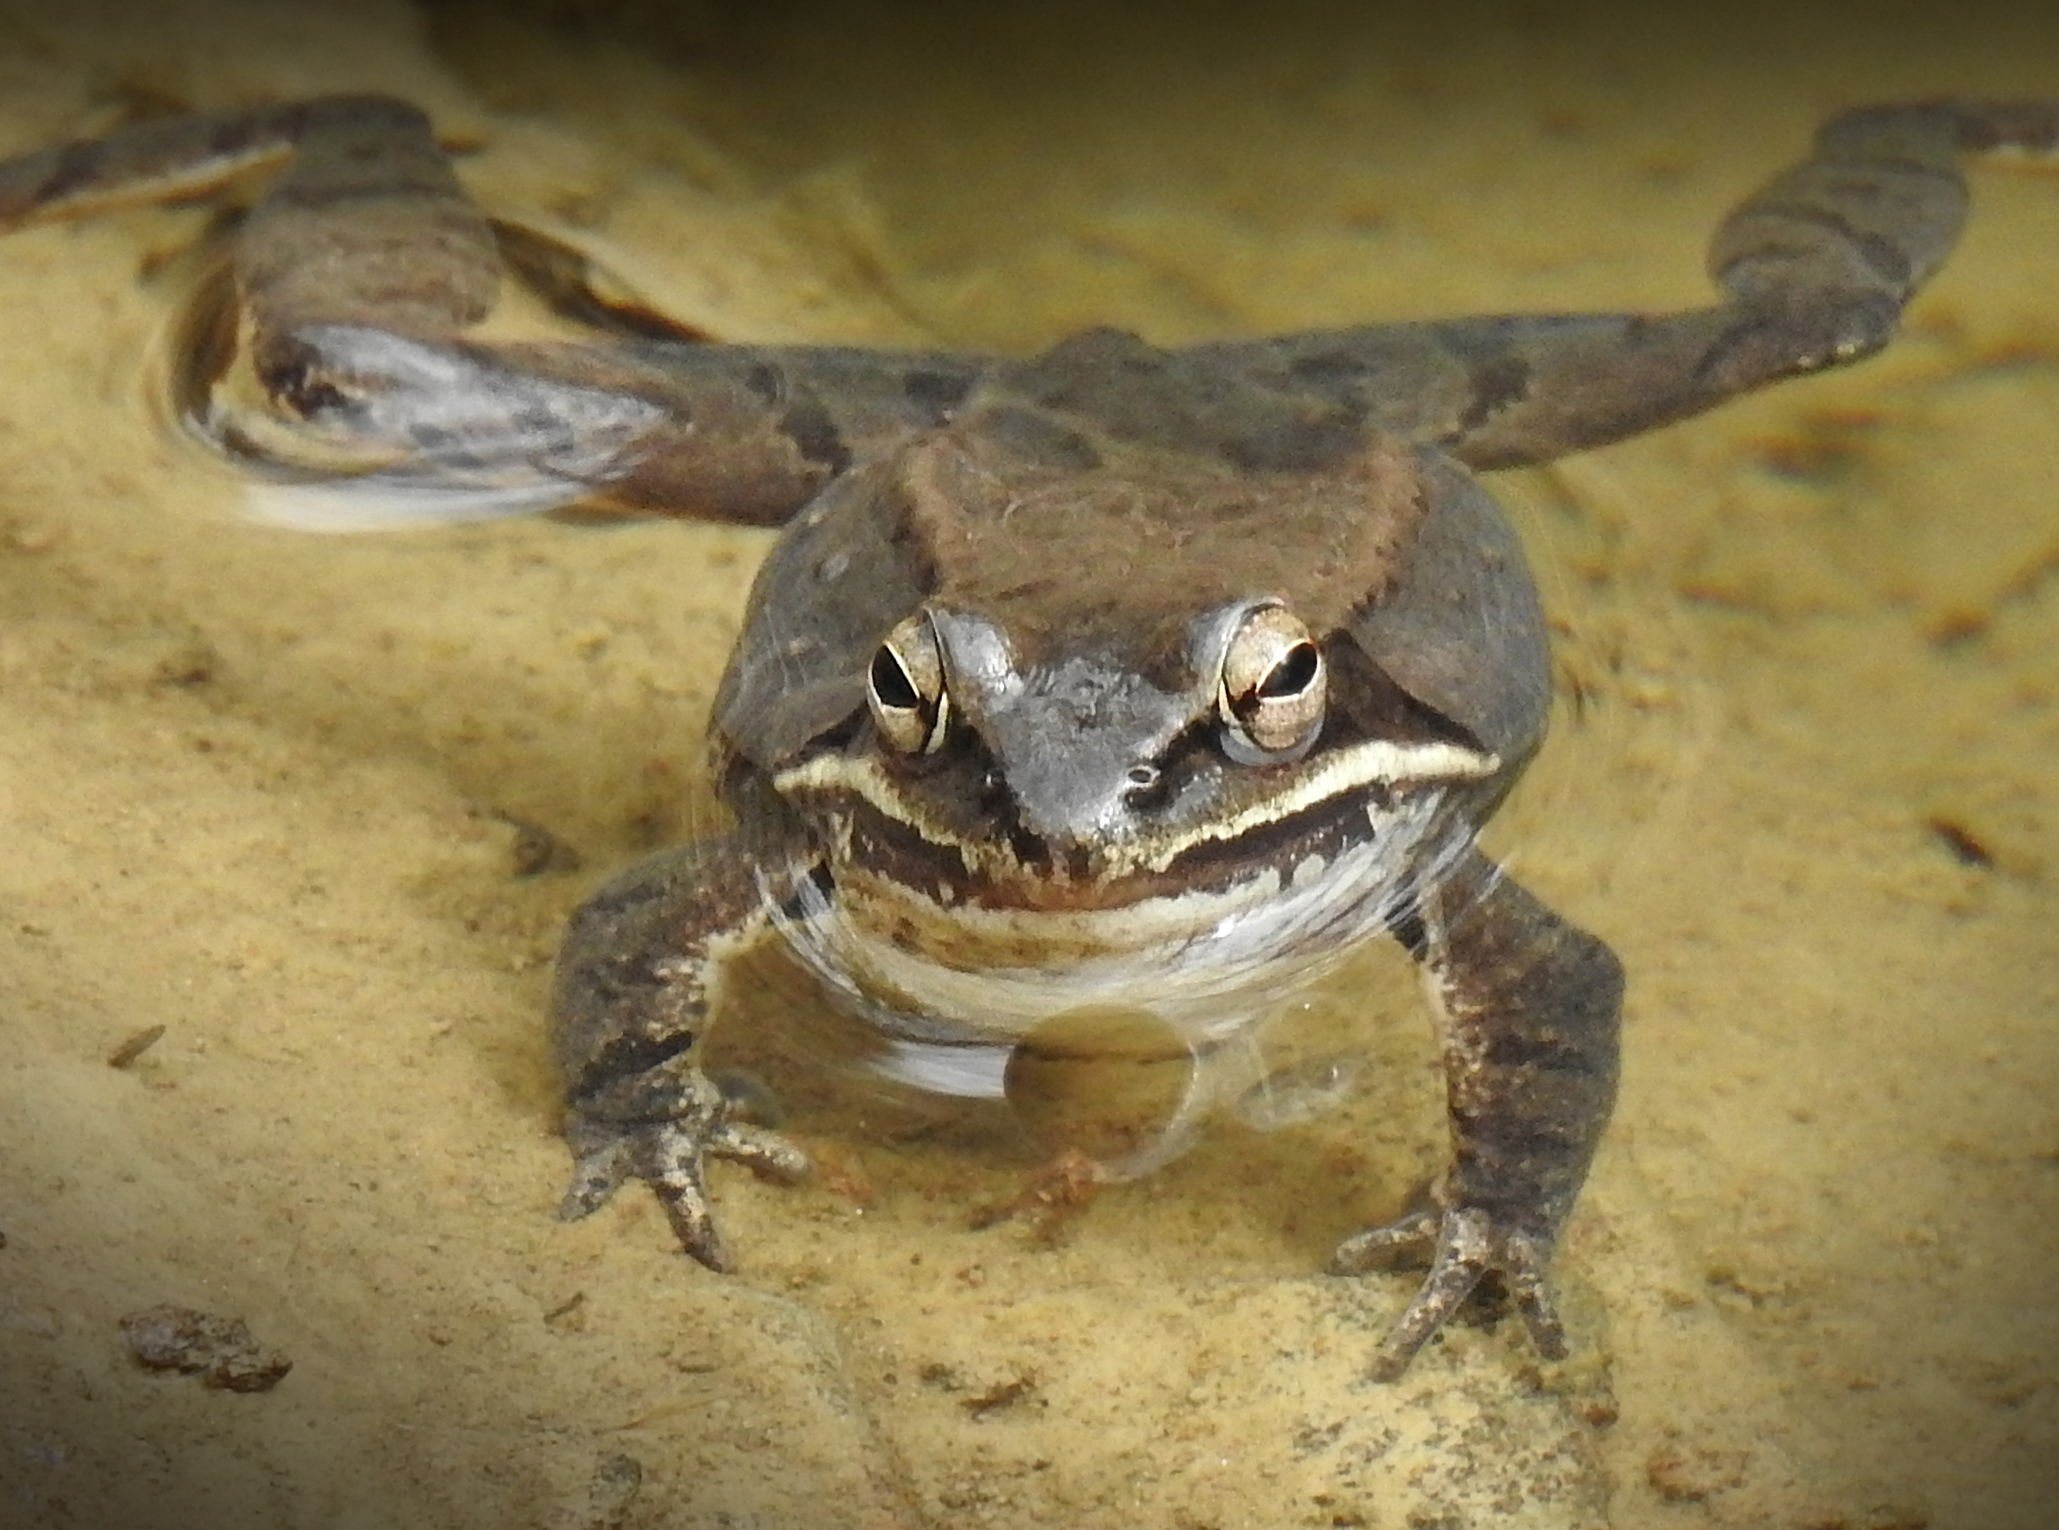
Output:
[
  {"xmin": 556, "ymin": 1114, "xmax": 811, "ymax": 1274},
  {"xmin": 1329, "ymin": 1204, "xmax": 1566, "ymax": 1382}
]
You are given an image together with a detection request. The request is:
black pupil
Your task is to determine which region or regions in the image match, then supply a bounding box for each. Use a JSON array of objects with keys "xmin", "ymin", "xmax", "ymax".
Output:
[
  {"xmin": 870, "ymin": 645, "xmax": 922, "ymax": 709},
  {"xmin": 1257, "ymin": 642, "xmax": 1319, "ymax": 699}
]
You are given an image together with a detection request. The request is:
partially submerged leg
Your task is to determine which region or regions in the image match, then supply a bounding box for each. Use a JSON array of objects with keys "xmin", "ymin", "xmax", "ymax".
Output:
[
  {"xmin": 1194, "ymin": 99, "xmax": 2059, "ymax": 468},
  {"xmin": 0, "ymin": 96, "xmax": 989, "ymax": 525},
  {"xmin": 0, "ymin": 96, "xmax": 501, "ymax": 352}
]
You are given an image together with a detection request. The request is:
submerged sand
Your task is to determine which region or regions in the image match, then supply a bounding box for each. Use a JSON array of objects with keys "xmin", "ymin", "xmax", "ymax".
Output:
[{"xmin": 1, "ymin": 3, "xmax": 2055, "ymax": 1526}]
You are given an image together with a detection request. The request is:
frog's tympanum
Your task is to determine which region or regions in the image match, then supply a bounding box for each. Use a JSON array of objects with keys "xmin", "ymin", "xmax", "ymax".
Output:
[{"xmin": 4, "ymin": 97, "xmax": 2051, "ymax": 1378}]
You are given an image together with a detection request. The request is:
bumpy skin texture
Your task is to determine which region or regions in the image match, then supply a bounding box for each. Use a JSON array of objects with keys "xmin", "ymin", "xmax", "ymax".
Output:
[{"xmin": 3, "ymin": 96, "xmax": 2053, "ymax": 1379}]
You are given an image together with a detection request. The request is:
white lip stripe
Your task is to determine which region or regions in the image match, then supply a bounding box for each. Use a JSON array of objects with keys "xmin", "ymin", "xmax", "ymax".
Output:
[
  {"xmin": 1170, "ymin": 738, "xmax": 1495, "ymax": 853},
  {"xmin": 772, "ymin": 735, "xmax": 1495, "ymax": 877}
]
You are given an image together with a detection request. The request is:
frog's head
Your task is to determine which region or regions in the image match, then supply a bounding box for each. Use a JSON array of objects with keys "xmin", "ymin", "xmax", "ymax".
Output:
[
  {"xmin": 731, "ymin": 421, "xmax": 1550, "ymax": 911},
  {"xmin": 795, "ymin": 595, "xmax": 1496, "ymax": 900}
]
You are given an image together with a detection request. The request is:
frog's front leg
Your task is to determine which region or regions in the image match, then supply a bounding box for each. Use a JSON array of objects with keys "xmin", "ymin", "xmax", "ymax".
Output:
[
  {"xmin": 551, "ymin": 829, "xmax": 814, "ymax": 1272},
  {"xmin": 1334, "ymin": 853, "xmax": 1622, "ymax": 1381}
]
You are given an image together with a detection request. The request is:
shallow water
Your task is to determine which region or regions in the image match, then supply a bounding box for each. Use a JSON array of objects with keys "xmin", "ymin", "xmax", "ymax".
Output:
[{"xmin": 2, "ymin": 3, "xmax": 2056, "ymax": 1527}]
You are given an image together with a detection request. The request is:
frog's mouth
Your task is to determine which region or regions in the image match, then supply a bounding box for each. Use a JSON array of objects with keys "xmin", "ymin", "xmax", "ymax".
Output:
[
  {"xmin": 827, "ymin": 778, "xmax": 1402, "ymax": 915},
  {"xmin": 772, "ymin": 732, "xmax": 1499, "ymax": 915}
]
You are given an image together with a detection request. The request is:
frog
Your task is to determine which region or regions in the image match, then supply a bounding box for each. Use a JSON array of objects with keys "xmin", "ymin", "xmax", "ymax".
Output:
[{"xmin": 3, "ymin": 95, "xmax": 2053, "ymax": 1381}]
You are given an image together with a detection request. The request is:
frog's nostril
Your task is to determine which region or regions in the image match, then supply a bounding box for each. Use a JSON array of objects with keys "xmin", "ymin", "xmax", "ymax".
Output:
[{"xmin": 1122, "ymin": 763, "xmax": 1169, "ymax": 811}]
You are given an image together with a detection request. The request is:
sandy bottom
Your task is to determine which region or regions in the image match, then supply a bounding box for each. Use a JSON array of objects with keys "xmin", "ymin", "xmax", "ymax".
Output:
[{"xmin": 1, "ymin": 3, "xmax": 2056, "ymax": 1527}]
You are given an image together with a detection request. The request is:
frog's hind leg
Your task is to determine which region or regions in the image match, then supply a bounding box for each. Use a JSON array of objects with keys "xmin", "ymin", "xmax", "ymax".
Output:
[
  {"xmin": 1194, "ymin": 100, "xmax": 2059, "ymax": 470},
  {"xmin": 0, "ymin": 97, "xmax": 612, "ymax": 520},
  {"xmin": 0, "ymin": 97, "xmax": 503, "ymax": 369},
  {"xmin": 0, "ymin": 97, "xmax": 994, "ymax": 527}
]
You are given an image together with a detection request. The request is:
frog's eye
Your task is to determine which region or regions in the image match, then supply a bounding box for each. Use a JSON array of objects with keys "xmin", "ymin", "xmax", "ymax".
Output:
[
  {"xmin": 868, "ymin": 614, "xmax": 952, "ymax": 754},
  {"xmin": 1218, "ymin": 604, "xmax": 1326, "ymax": 761}
]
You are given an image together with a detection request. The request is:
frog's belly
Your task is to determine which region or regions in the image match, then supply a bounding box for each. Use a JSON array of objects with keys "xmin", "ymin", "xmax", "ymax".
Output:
[{"xmin": 770, "ymin": 794, "xmax": 1471, "ymax": 1071}]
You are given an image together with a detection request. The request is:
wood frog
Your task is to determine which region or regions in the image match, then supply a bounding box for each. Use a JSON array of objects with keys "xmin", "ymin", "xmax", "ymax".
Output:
[{"xmin": 3, "ymin": 96, "xmax": 2052, "ymax": 1380}]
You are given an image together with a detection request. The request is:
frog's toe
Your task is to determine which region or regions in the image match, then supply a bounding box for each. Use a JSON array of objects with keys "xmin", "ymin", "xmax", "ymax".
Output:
[
  {"xmin": 1333, "ymin": 1205, "xmax": 1566, "ymax": 1381},
  {"xmin": 1327, "ymin": 1205, "xmax": 1439, "ymax": 1275},
  {"xmin": 707, "ymin": 1118, "xmax": 812, "ymax": 1184},
  {"xmin": 655, "ymin": 1120, "xmax": 810, "ymax": 1269},
  {"xmin": 640, "ymin": 1134, "xmax": 738, "ymax": 1274},
  {"xmin": 556, "ymin": 1119, "xmax": 638, "ymax": 1222}
]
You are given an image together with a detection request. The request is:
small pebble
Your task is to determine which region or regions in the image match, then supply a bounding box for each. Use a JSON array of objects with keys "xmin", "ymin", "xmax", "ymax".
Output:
[{"xmin": 119, "ymin": 1303, "xmax": 291, "ymax": 1392}]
